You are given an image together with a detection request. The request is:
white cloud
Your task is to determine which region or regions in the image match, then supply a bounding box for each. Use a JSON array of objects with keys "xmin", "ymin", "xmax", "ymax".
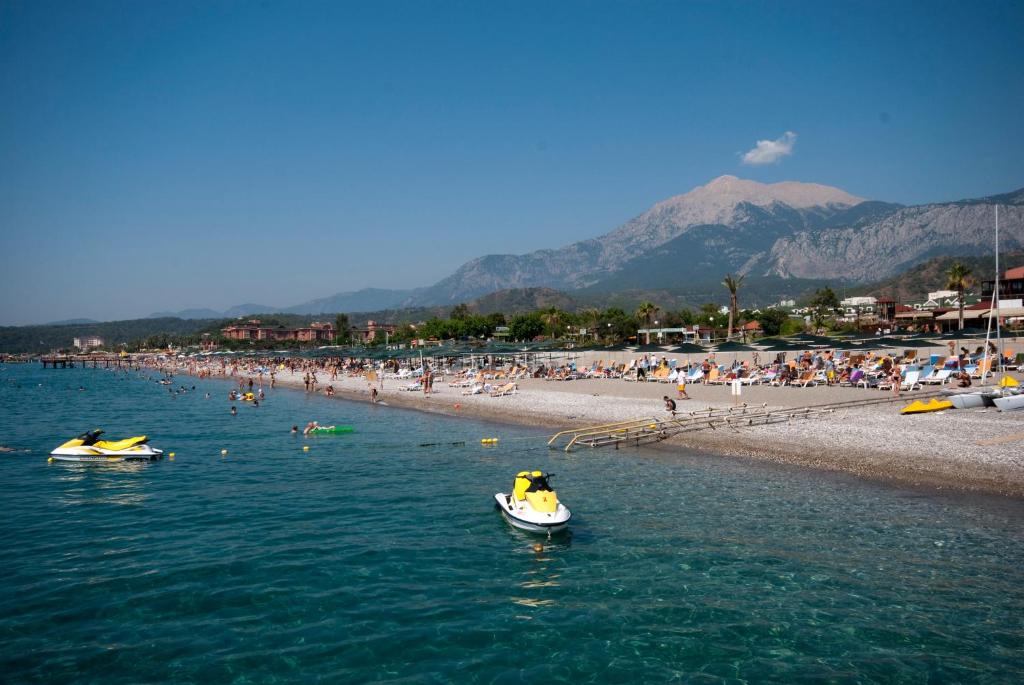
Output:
[{"xmin": 741, "ymin": 131, "xmax": 797, "ymax": 166}]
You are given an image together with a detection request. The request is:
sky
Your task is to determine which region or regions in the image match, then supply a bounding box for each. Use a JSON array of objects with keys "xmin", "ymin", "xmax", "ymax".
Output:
[{"xmin": 2, "ymin": 1, "xmax": 1022, "ymax": 325}]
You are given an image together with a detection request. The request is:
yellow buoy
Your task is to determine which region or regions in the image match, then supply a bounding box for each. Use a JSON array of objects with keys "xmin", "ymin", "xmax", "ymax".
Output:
[
  {"xmin": 221, "ymin": 449, "xmax": 228, "ymax": 456},
  {"xmin": 303, "ymin": 445, "xmax": 310, "ymax": 452},
  {"xmin": 47, "ymin": 457, "xmax": 54, "ymax": 463},
  {"xmin": 169, "ymin": 452, "xmax": 176, "ymax": 457}
]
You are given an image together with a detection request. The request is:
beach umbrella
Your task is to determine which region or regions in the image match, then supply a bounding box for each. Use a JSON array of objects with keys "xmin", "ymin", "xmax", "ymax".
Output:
[
  {"xmin": 858, "ymin": 337, "xmax": 900, "ymax": 348},
  {"xmin": 785, "ymin": 333, "xmax": 837, "ymax": 346},
  {"xmin": 893, "ymin": 338, "xmax": 943, "ymax": 348},
  {"xmin": 631, "ymin": 343, "xmax": 668, "ymax": 353},
  {"xmin": 710, "ymin": 341, "xmax": 757, "ymax": 352},
  {"xmin": 826, "ymin": 339, "xmax": 869, "ymax": 351},
  {"xmin": 667, "ymin": 343, "xmax": 706, "ymax": 354}
]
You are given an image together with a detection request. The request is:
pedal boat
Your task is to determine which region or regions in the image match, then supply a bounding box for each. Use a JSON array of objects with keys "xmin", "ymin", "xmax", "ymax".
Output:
[
  {"xmin": 494, "ymin": 471, "xmax": 571, "ymax": 534},
  {"xmin": 51, "ymin": 429, "xmax": 163, "ymax": 462}
]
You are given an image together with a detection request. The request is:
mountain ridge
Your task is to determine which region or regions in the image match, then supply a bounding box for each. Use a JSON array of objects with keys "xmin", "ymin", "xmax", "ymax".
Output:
[{"xmin": 148, "ymin": 177, "xmax": 1022, "ymax": 318}]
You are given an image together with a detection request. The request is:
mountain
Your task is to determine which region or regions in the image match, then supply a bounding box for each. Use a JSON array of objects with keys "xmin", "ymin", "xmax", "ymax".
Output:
[
  {"xmin": 850, "ymin": 250, "xmax": 1024, "ymax": 303},
  {"xmin": 769, "ymin": 189, "xmax": 1024, "ymax": 281},
  {"xmin": 284, "ymin": 288, "xmax": 417, "ymax": 315},
  {"xmin": 411, "ymin": 176, "xmax": 876, "ymax": 305},
  {"xmin": 140, "ymin": 177, "xmax": 1024, "ymax": 318},
  {"xmin": 466, "ymin": 288, "xmax": 581, "ymax": 315},
  {"xmin": 44, "ymin": 318, "xmax": 100, "ymax": 325},
  {"xmin": 149, "ymin": 308, "xmax": 225, "ymax": 320},
  {"xmin": 409, "ymin": 178, "xmax": 1023, "ymax": 306}
]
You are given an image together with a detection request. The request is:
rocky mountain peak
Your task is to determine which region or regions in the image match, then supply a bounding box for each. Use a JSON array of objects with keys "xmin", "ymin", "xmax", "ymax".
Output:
[{"xmin": 658, "ymin": 175, "xmax": 866, "ymax": 213}]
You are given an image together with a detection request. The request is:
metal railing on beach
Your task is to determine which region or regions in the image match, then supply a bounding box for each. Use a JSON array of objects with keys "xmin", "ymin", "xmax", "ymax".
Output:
[{"xmin": 549, "ymin": 390, "xmax": 949, "ymax": 452}]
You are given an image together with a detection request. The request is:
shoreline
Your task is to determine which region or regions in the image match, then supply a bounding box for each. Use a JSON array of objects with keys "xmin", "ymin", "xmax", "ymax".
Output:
[{"xmin": 211, "ymin": 361, "xmax": 1024, "ymax": 499}]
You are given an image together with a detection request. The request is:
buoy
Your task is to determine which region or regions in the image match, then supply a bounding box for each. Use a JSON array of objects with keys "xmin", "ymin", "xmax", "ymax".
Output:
[
  {"xmin": 169, "ymin": 452, "xmax": 175, "ymax": 457},
  {"xmin": 47, "ymin": 457, "xmax": 54, "ymax": 463},
  {"xmin": 533, "ymin": 543, "xmax": 544, "ymax": 553},
  {"xmin": 303, "ymin": 445, "xmax": 310, "ymax": 452},
  {"xmin": 481, "ymin": 437, "xmax": 498, "ymax": 444},
  {"xmin": 221, "ymin": 449, "xmax": 228, "ymax": 456}
]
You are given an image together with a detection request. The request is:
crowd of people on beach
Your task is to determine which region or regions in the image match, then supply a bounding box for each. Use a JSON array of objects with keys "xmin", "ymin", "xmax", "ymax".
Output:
[{"xmin": 138, "ymin": 334, "xmax": 1020, "ymax": 410}]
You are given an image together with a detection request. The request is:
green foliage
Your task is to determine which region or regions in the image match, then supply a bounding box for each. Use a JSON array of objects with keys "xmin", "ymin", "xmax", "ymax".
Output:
[
  {"xmin": 334, "ymin": 313, "xmax": 351, "ymax": 344},
  {"xmin": 755, "ymin": 308, "xmax": 790, "ymax": 336},
  {"xmin": 450, "ymin": 303, "xmax": 471, "ymax": 320},
  {"xmin": 808, "ymin": 287, "xmax": 841, "ymax": 329},
  {"xmin": 508, "ymin": 313, "xmax": 545, "ymax": 341}
]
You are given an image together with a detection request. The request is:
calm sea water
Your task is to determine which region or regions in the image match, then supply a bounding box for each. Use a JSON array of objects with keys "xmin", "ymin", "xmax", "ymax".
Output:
[{"xmin": 1, "ymin": 363, "xmax": 1022, "ymax": 683}]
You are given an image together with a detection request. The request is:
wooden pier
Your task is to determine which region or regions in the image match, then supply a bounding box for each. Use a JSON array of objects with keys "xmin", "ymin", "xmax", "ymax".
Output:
[{"xmin": 40, "ymin": 355, "xmax": 137, "ymax": 369}]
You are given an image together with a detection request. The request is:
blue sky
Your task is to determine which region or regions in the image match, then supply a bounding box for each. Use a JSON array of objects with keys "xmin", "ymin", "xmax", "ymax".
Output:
[{"xmin": 2, "ymin": 1, "xmax": 1022, "ymax": 324}]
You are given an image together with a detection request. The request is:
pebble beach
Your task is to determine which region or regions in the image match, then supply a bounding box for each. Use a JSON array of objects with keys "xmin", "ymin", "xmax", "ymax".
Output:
[{"xmin": 179, "ymin": 341, "xmax": 1024, "ymax": 498}]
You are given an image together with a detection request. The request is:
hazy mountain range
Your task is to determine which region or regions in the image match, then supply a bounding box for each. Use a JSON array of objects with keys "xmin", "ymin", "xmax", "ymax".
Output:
[{"xmin": 153, "ymin": 176, "xmax": 1024, "ymax": 319}]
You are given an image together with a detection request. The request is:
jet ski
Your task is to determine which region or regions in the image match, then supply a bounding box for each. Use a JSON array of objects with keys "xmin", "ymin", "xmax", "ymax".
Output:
[
  {"xmin": 494, "ymin": 471, "xmax": 571, "ymax": 535},
  {"xmin": 50, "ymin": 429, "xmax": 163, "ymax": 462}
]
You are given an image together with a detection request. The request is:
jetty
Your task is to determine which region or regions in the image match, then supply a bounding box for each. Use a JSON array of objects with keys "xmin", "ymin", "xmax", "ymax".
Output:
[
  {"xmin": 40, "ymin": 355, "xmax": 137, "ymax": 369},
  {"xmin": 548, "ymin": 391, "xmax": 947, "ymax": 452}
]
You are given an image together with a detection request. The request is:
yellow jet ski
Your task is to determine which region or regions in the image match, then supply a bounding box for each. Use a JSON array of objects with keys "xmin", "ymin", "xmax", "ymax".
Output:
[
  {"xmin": 50, "ymin": 429, "xmax": 163, "ymax": 462},
  {"xmin": 494, "ymin": 471, "xmax": 571, "ymax": 535}
]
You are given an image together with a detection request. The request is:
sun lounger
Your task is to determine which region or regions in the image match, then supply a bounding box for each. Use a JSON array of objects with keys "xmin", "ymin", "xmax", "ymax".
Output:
[
  {"xmin": 490, "ymin": 382, "xmax": 517, "ymax": 397},
  {"xmin": 920, "ymin": 369, "xmax": 952, "ymax": 385},
  {"xmin": 792, "ymin": 371, "xmax": 817, "ymax": 387},
  {"xmin": 900, "ymin": 370, "xmax": 922, "ymax": 391}
]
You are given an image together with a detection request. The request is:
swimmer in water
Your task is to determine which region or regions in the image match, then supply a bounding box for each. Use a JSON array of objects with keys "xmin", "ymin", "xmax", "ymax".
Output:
[{"xmin": 230, "ymin": 406, "xmax": 237, "ymax": 416}]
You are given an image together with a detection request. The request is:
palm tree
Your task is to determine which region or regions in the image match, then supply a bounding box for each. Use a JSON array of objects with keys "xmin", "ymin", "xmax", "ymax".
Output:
[
  {"xmin": 635, "ymin": 302, "xmax": 657, "ymax": 344},
  {"xmin": 581, "ymin": 307, "xmax": 601, "ymax": 342},
  {"xmin": 946, "ymin": 262, "xmax": 972, "ymax": 330},
  {"xmin": 722, "ymin": 274, "xmax": 744, "ymax": 340},
  {"xmin": 539, "ymin": 307, "xmax": 562, "ymax": 339}
]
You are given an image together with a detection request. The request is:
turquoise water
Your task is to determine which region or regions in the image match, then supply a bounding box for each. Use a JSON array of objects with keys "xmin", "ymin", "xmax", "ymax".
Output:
[{"xmin": 1, "ymin": 363, "xmax": 1022, "ymax": 683}]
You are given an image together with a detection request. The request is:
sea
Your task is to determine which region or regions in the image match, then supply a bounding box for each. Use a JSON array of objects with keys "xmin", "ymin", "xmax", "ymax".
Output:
[{"xmin": 1, "ymin": 362, "xmax": 1022, "ymax": 683}]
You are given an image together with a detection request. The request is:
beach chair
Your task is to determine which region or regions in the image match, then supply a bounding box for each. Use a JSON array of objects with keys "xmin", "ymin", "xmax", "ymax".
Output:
[
  {"xmin": 792, "ymin": 371, "xmax": 817, "ymax": 387},
  {"xmin": 970, "ymin": 359, "xmax": 992, "ymax": 379},
  {"xmin": 900, "ymin": 370, "xmax": 922, "ymax": 391},
  {"xmin": 920, "ymin": 369, "xmax": 952, "ymax": 385},
  {"xmin": 489, "ymin": 382, "xmax": 517, "ymax": 397},
  {"xmin": 650, "ymin": 366, "xmax": 671, "ymax": 382}
]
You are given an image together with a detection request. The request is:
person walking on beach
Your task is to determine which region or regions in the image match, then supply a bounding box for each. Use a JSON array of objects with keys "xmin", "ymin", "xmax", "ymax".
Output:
[
  {"xmin": 676, "ymin": 376, "xmax": 690, "ymax": 400},
  {"xmin": 890, "ymin": 366, "xmax": 902, "ymax": 397}
]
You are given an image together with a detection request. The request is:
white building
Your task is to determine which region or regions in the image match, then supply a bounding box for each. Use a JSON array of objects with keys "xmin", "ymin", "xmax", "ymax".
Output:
[
  {"xmin": 840, "ymin": 296, "xmax": 877, "ymax": 307},
  {"xmin": 928, "ymin": 289, "xmax": 958, "ymax": 302},
  {"xmin": 73, "ymin": 336, "xmax": 104, "ymax": 350}
]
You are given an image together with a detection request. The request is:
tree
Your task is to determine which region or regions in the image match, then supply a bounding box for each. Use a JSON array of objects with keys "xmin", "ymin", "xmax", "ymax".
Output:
[
  {"xmin": 756, "ymin": 308, "xmax": 789, "ymax": 337},
  {"xmin": 580, "ymin": 307, "xmax": 601, "ymax": 341},
  {"xmin": 946, "ymin": 262, "xmax": 972, "ymax": 330},
  {"xmin": 508, "ymin": 313, "xmax": 545, "ymax": 341},
  {"xmin": 334, "ymin": 313, "xmax": 350, "ymax": 344},
  {"xmin": 808, "ymin": 287, "xmax": 841, "ymax": 331},
  {"xmin": 722, "ymin": 274, "xmax": 744, "ymax": 340},
  {"xmin": 450, "ymin": 303, "xmax": 471, "ymax": 321},
  {"xmin": 635, "ymin": 302, "xmax": 657, "ymax": 343},
  {"xmin": 539, "ymin": 307, "xmax": 565, "ymax": 339}
]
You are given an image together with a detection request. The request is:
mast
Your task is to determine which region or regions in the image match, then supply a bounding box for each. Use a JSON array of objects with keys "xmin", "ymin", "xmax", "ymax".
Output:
[{"xmin": 994, "ymin": 205, "xmax": 1002, "ymax": 370}]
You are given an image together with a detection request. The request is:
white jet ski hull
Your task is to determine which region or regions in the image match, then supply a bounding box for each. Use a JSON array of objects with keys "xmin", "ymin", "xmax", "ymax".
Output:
[
  {"xmin": 50, "ymin": 446, "xmax": 163, "ymax": 462},
  {"xmin": 993, "ymin": 394, "xmax": 1024, "ymax": 412},
  {"xmin": 494, "ymin": 493, "xmax": 571, "ymax": 534}
]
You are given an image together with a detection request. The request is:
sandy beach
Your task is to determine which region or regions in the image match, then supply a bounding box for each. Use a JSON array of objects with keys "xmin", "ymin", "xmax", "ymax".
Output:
[{"xmin": 191, "ymin": 343, "xmax": 1024, "ymax": 498}]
